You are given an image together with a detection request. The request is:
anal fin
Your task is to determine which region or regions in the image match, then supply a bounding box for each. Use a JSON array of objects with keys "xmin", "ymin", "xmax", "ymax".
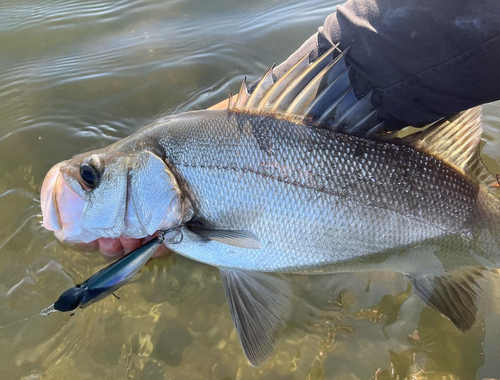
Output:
[
  {"xmin": 408, "ymin": 267, "xmax": 485, "ymax": 332},
  {"xmin": 220, "ymin": 269, "xmax": 293, "ymax": 366}
]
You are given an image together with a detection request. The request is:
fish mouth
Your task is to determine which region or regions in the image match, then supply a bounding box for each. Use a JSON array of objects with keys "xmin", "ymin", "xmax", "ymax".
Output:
[
  {"xmin": 41, "ymin": 162, "xmax": 88, "ymax": 242},
  {"xmin": 40, "ymin": 163, "xmax": 63, "ymax": 232}
]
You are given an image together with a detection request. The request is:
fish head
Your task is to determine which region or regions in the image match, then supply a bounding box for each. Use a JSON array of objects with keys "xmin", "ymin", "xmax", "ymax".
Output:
[{"xmin": 41, "ymin": 147, "xmax": 184, "ymax": 244}]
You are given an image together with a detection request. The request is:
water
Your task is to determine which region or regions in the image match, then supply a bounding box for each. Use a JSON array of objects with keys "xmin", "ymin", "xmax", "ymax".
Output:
[{"xmin": 1, "ymin": 0, "xmax": 500, "ymax": 378}]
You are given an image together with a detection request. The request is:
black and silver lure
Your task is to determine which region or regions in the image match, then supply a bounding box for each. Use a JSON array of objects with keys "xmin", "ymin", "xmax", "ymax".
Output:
[
  {"xmin": 54, "ymin": 236, "xmax": 164, "ymax": 312},
  {"xmin": 0, "ymin": 231, "xmax": 180, "ymax": 330}
]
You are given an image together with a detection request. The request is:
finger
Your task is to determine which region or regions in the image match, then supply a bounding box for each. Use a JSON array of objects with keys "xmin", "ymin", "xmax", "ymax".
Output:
[
  {"xmin": 120, "ymin": 236, "xmax": 143, "ymax": 254},
  {"xmin": 152, "ymin": 244, "xmax": 174, "ymax": 258},
  {"xmin": 98, "ymin": 238, "xmax": 124, "ymax": 260},
  {"xmin": 73, "ymin": 240, "xmax": 99, "ymax": 253}
]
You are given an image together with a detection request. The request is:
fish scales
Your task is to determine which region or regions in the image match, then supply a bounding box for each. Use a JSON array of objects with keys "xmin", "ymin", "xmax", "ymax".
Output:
[{"xmin": 118, "ymin": 109, "xmax": 496, "ymax": 272}]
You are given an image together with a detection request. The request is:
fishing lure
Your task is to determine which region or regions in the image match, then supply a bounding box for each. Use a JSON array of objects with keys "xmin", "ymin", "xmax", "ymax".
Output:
[{"xmin": 54, "ymin": 236, "xmax": 163, "ymax": 312}]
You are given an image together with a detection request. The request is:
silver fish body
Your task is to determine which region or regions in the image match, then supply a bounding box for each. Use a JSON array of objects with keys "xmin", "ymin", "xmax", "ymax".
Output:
[{"xmin": 114, "ymin": 109, "xmax": 500, "ymax": 274}]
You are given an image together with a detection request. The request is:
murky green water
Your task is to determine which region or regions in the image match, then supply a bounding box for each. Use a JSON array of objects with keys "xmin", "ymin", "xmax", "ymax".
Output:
[{"xmin": 1, "ymin": 0, "xmax": 500, "ymax": 378}]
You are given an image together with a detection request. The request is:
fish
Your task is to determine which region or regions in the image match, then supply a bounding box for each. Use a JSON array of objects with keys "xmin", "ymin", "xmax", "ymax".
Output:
[
  {"xmin": 54, "ymin": 236, "xmax": 162, "ymax": 312},
  {"xmin": 40, "ymin": 45, "xmax": 500, "ymax": 366}
]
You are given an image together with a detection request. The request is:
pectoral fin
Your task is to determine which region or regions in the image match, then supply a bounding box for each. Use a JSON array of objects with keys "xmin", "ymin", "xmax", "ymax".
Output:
[
  {"xmin": 408, "ymin": 267, "xmax": 485, "ymax": 332},
  {"xmin": 220, "ymin": 269, "xmax": 293, "ymax": 367},
  {"xmin": 188, "ymin": 225, "xmax": 261, "ymax": 249}
]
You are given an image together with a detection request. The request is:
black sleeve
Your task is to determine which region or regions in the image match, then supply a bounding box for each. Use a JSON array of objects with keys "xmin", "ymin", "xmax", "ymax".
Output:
[{"xmin": 273, "ymin": 0, "xmax": 500, "ymax": 128}]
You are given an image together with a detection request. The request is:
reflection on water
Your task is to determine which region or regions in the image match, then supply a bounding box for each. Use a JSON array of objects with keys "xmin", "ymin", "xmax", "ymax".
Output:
[{"xmin": 1, "ymin": 0, "xmax": 500, "ymax": 378}]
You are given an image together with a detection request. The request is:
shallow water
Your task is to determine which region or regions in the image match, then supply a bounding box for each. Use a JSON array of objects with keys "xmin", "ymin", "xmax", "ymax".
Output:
[{"xmin": 1, "ymin": 0, "xmax": 500, "ymax": 378}]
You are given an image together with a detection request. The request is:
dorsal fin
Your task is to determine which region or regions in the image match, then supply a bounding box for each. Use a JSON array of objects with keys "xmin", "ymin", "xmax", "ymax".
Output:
[
  {"xmin": 405, "ymin": 107, "xmax": 482, "ymax": 171},
  {"xmin": 403, "ymin": 106, "xmax": 496, "ymax": 184},
  {"xmin": 245, "ymin": 65, "xmax": 275, "ymax": 109},
  {"xmin": 229, "ymin": 45, "xmax": 381, "ymax": 133},
  {"xmin": 229, "ymin": 49, "xmax": 496, "ymax": 188},
  {"xmin": 235, "ymin": 77, "xmax": 250, "ymax": 109},
  {"xmin": 257, "ymin": 52, "xmax": 311, "ymax": 111}
]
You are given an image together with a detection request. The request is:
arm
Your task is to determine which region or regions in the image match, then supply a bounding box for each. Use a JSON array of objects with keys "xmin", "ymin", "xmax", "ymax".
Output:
[{"xmin": 225, "ymin": 0, "xmax": 500, "ymax": 129}]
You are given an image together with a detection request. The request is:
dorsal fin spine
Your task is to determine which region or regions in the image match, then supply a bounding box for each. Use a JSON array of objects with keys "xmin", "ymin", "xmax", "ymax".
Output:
[
  {"xmin": 286, "ymin": 60, "xmax": 337, "ymax": 115},
  {"xmin": 269, "ymin": 45, "xmax": 339, "ymax": 112},
  {"xmin": 230, "ymin": 44, "xmax": 379, "ymax": 134},
  {"xmin": 303, "ymin": 66, "xmax": 351, "ymax": 119},
  {"xmin": 317, "ymin": 84, "xmax": 355, "ymax": 123},
  {"xmin": 245, "ymin": 64, "xmax": 275, "ymax": 109},
  {"xmin": 235, "ymin": 77, "xmax": 249, "ymax": 108},
  {"xmin": 349, "ymin": 108, "xmax": 379, "ymax": 133},
  {"xmin": 257, "ymin": 53, "xmax": 311, "ymax": 111},
  {"xmin": 287, "ymin": 48, "xmax": 350, "ymax": 115},
  {"xmin": 335, "ymin": 91, "xmax": 374, "ymax": 128}
]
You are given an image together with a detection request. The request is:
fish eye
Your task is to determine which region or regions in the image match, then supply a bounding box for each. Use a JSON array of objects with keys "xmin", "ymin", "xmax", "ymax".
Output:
[{"xmin": 80, "ymin": 163, "xmax": 100, "ymax": 190}]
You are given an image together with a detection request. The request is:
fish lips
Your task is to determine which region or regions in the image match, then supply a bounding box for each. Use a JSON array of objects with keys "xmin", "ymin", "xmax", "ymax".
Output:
[{"xmin": 40, "ymin": 162, "xmax": 90, "ymax": 243}]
